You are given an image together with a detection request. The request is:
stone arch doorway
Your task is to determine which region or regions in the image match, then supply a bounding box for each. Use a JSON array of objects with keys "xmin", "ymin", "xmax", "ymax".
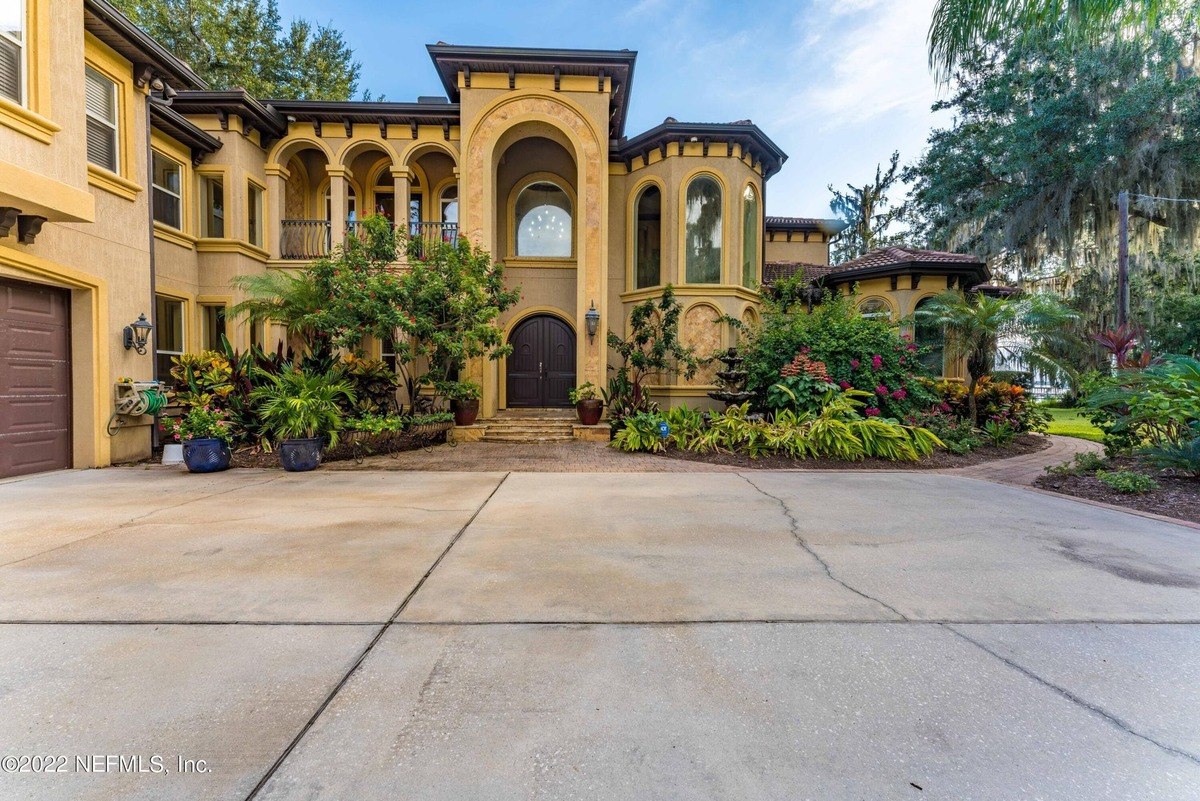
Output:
[{"xmin": 506, "ymin": 314, "xmax": 576, "ymax": 407}]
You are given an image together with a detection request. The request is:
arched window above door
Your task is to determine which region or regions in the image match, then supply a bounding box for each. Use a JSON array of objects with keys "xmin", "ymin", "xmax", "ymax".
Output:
[{"xmin": 514, "ymin": 181, "xmax": 572, "ymax": 258}]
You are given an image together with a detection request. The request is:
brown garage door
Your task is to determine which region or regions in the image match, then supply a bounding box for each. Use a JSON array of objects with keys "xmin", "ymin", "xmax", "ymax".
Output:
[{"xmin": 0, "ymin": 277, "xmax": 72, "ymax": 478}]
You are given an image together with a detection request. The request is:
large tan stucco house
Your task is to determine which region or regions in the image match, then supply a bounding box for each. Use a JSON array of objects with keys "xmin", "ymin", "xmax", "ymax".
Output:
[{"xmin": 0, "ymin": 0, "xmax": 988, "ymax": 477}]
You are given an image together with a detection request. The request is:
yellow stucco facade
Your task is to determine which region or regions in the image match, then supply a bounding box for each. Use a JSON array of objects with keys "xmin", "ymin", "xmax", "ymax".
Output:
[{"xmin": 1, "ymin": 12, "xmax": 986, "ymax": 475}]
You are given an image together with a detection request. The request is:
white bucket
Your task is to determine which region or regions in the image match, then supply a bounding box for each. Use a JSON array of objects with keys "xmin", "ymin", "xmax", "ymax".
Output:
[{"xmin": 162, "ymin": 443, "xmax": 184, "ymax": 465}]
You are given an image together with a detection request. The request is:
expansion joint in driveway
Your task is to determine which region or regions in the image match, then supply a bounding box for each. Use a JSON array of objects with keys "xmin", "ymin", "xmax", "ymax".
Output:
[
  {"xmin": 242, "ymin": 471, "xmax": 511, "ymax": 801},
  {"xmin": 944, "ymin": 624, "xmax": 1200, "ymax": 767},
  {"xmin": 738, "ymin": 473, "xmax": 909, "ymax": 621}
]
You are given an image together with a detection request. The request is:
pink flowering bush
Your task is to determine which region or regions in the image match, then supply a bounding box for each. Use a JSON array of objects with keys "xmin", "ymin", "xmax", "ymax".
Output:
[{"xmin": 742, "ymin": 292, "xmax": 939, "ymax": 419}]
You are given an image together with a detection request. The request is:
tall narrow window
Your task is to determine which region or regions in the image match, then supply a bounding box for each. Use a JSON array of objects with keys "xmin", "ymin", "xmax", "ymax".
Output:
[
  {"xmin": 200, "ymin": 175, "xmax": 224, "ymax": 237},
  {"xmin": 514, "ymin": 181, "xmax": 572, "ymax": 258},
  {"xmin": 154, "ymin": 296, "xmax": 185, "ymax": 379},
  {"xmin": 0, "ymin": 0, "xmax": 23, "ymax": 103},
  {"xmin": 247, "ymin": 183, "xmax": 263, "ymax": 247},
  {"xmin": 741, "ymin": 184, "xmax": 759, "ymax": 287},
  {"xmin": 151, "ymin": 152, "xmax": 182, "ymax": 229},
  {"xmin": 634, "ymin": 185, "xmax": 661, "ymax": 289},
  {"xmin": 84, "ymin": 66, "xmax": 119, "ymax": 173},
  {"xmin": 685, "ymin": 176, "xmax": 722, "ymax": 283},
  {"xmin": 201, "ymin": 305, "xmax": 226, "ymax": 350},
  {"xmin": 915, "ymin": 297, "xmax": 946, "ymax": 375}
]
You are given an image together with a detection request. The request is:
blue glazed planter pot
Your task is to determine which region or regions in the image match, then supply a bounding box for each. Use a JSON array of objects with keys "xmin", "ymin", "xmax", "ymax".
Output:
[
  {"xmin": 182, "ymin": 438, "xmax": 231, "ymax": 473},
  {"xmin": 279, "ymin": 437, "xmax": 323, "ymax": 472}
]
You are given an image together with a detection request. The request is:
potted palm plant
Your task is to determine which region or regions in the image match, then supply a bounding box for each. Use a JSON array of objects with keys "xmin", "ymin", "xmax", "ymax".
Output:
[
  {"xmin": 569, "ymin": 382, "xmax": 604, "ymax": 425},
  {"xmin": 445, "ymin": 380, "xmax": 482, "ymax": 427},
  {"xmin": 162, "ymin": 406, "xmax": 233, "ymax": 473},
  {"xmin": 252, "ymin": 371, "xmax": 355, "ymax": 471}
]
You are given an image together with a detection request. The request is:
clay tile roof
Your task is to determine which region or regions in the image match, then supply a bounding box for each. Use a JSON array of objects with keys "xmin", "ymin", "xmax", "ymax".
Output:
[
  {"xmin": 763, "ymin": 261, "xmax": 832, "ymax": 284},
  {"xmin": 832, "ymin": 246, "xmax": 983, "ymax": 274},
  {"xmin": 764, "ymin": 216, "xmax": 848, "ymax": 234}
]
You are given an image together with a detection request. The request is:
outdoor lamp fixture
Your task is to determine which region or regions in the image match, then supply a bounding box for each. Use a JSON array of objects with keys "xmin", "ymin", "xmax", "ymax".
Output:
[
  {"xmin": 585, "ymin": 302, "xmax": 600, "ymax": 340},
  {"xmin": 123, "ymin": 314, "xmax": 154, "ymax": 355}
]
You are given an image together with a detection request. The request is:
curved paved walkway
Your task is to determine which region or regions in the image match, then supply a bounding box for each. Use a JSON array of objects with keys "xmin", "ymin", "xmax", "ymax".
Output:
[{"xmin": 331, "ymin": 433, "xmax": 1104, "ymax": 485}]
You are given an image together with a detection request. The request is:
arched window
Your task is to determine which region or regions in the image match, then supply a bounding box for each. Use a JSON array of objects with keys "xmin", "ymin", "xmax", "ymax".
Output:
[
  {"xmin": 634, "ymin": 185, "xmax": 661, "ymax": 288},
  {"xmin": 440, "ymin": 185, "xmax": 458, "ymax": 225},
  {"xmin": 741, "ymin": 184, "xmax": 759, "ymax": 287},
  {"xmin": 858, "ymin": 297, "xmax": 893, "ymax": 322},
  {"xmin": 685, "ymin": 176, "xmax": 722, "ymax": 283},
  {"xmin": 515, "ymin": 181, "xmax": 572, "ymax": 257},
  {"xmin": 914, "ymin": 297, "xmax": 946, "ymax": 375}
]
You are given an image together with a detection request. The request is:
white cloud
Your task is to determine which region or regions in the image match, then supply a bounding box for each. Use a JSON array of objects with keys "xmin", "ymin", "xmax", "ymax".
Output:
[{"xmin": 774, "ymin": 0, "xmax": 940, "ymax": 131}]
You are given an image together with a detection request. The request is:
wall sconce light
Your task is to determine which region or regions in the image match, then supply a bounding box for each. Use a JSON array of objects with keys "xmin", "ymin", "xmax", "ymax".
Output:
[
  {"xmin": 585, "ymin": 302, "xmax": 600, "ymax": 340},
  {"xmin": 123, "ymin": 314, "xmax": 154, "ymax": 355}
]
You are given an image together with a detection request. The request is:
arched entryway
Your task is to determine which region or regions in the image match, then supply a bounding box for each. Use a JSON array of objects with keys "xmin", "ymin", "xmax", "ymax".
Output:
[{"xmin": 506, "ymin": 314, "xmax": 576, "ymax": 407}]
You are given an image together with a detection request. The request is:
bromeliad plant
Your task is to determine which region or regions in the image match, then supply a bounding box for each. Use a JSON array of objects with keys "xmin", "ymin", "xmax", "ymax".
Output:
[{"xmin": 250, "ymin": 370, "xmax": 356, "ymax": 447}]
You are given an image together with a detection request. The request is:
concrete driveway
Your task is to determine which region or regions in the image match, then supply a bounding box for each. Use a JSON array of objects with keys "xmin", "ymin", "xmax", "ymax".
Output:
[{"xmin": 1, "ymin": 467, "xmax": 1198, "ymax": 800}]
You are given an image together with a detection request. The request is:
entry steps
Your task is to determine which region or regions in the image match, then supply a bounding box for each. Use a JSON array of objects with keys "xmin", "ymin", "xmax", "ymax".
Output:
[{"xmin": 479, "ymin": 408, "xmax": 576, "ymax": 443}]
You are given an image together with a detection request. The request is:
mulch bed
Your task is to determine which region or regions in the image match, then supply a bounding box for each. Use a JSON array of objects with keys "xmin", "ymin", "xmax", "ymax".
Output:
[
  {"xmin": 658, "ymin": 433, "xmax": 1051, "ymax": 471},
  {"xmin": 1034, "ymin": 455, "xmax": 1200, "ymax": 524},
  {"xmin": 228, "ymin": 425, "xmax": 450, "ymax": 469}
]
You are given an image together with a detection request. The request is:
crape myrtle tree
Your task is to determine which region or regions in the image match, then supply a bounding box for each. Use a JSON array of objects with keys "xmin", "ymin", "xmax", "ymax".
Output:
[{"xmin": 232, "ymin": 216, "xmax": 520, "ymax": 412}]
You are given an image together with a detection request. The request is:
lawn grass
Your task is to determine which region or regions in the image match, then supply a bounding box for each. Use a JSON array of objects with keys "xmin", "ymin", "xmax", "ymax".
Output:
[{"xmin": 1042, "ymin": 407, "xmax": 1105, "ymax": 442}]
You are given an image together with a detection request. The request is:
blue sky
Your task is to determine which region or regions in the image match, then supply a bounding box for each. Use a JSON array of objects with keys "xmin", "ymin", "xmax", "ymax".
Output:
[{"xmin": 277, "ymin": 0, "xmax": 947, "ymax": 219}]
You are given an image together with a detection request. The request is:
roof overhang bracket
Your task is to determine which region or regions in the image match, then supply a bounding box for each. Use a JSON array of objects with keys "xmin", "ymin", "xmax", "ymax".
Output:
[
  {"xmin": 442, "ymin": 120, "xmax": 450, "ymax": 140},
  {"xmin": 598, "ymin": 69, "xmax": 606, "ymax": 92},
  {"xmin": 890, "ymin": 275, "xmax": 899, "ymax": 291},
  {"xmin": 463, "ymin": 64, "xmax": 471, "ymax": 88},
  {"xmin": 217, "ymin": 109, "xmax": 229, "ymax": 131},
  {"xmin": 508, "ymin": 67, "xmax": 516, "ymax": 89},
  {"xmin": 313, "ymin": 119, "xmax": 322, "ymax": 138},
  {"xmin": 379, "ymin": 119, "xmax": 388, "ymax": 138},
  {"xmin": 410, "ymin": 120, "xmax": 419, "ymax": 139},
  {"xmin": 344, "ymin": 120, "xmax": 353, "ymax": 139},
  {"xmin": 912, "ymin": 273, "xmax": 922, "ymax": 290},
  {"xmin": 553, "ymin": 67, "xmax": 561, "ymax": 91}
]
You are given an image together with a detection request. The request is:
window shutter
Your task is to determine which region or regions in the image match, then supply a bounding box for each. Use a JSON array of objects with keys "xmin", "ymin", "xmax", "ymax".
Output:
[{"xmin": 0, "ymin": 37, "xmax": 19, "ymax": 102}]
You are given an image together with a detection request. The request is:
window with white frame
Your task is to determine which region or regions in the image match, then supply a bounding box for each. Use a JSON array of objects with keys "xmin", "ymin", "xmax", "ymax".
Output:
[
  {"xmin": 155, "ymin": 295, "xmax": 185, "ymax": 379},
  {"xmin": 0, "ymin": 0, "xmax": 24, "ymax": 104},
  {"xmin": 151, "ymin": 151, "xmax": 182, "ymax": 229},
  {"xmin": 84, "ymin": 66, "xmax": 119, "ymax": 172}
]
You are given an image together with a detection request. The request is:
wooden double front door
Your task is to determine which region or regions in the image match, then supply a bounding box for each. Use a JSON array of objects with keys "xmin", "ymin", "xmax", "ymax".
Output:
[{"xmin": 506, "ymin": 315, "xmax": 575, "ymax": 407}]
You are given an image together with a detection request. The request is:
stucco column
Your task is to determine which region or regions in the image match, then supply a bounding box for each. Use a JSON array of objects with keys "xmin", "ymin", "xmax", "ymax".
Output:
[
  {"xmin": 327, "ymin": 167, "xmax": 348, "ymax": 249},
  {"xmin": 576, "ymin": 153, "xmax": 607, "ymax": 393},
  {"xmin": 390, "ymin": 167, "xmax": 410, "ymax": 235},
  {"xmin": 264, "ymin": 163, "xmax": 288, "ymax": 259}
]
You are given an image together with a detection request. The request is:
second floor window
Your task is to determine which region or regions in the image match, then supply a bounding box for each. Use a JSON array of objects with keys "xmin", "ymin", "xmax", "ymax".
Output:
[
  {"xmin": 247, "ymin": 183, "xmax": 263, "ymax": 247},
  {"xmin": 685, "ymin": 176, "xmax": 722, "ymax": 284},
  {"xmin": 514, "ymin": 181, "xmax": 572, "ymax": 258},
  {"xmin": 201, "ymin": 175, "xmax": 224, "ymax": 237},
  {"xmin": 151, "ymin": 152, "xmax": 182, "ymax": 229},
  {"xmin": 0, "ymin": 0, "xmax": 23, "ymax": 104},
  {"xmin": 84, "ymin": 66, "xmax": 119, "ymax": 173}
]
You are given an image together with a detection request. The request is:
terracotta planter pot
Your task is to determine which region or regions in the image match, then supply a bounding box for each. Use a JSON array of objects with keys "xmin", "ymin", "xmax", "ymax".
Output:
[
  {"xmin": 576, "ymin": 398, "xmax": 604, "ymax": 426},
  {"xmin": 451, "ymin": 398, "xmax": 480, "ymax": 427}
]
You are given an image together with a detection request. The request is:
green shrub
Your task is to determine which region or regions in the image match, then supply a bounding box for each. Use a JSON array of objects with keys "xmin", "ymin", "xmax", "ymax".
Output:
[
  {"xmin": 335, "ymin": 355, "xmax": 399, "ymax": 416},
  {"xmin": 160, "ymin": 405, "xmax": 233, "ymax": 443},
  {"xmin": 1045, "ymin": 451, "xmax": 1107, "ymax": 476},
  {"xmin": 741, "ymin": 292, "xmax": 937, "ymax": 419},
  {"xmin": 1095, "ymin": 470, "xmax": 1159, "ymax": 494},
  {"xmin": 982, "ymin": 419, "xmax": 1017, "ymax": 446},
  {"xmin": 1086, "ymin": 355, "xmax": 1200, "ymax": 452},
  {"xmin": 611, "ymin": 412, "xmax": 668, "ymax": 453},
  {"xmin": 568, "ymin": 382, "xmax": 601, "ymax": 403},
  {"xmin": 1140, "ymin": 436, "xmax": 1200, "ymax": 476}
]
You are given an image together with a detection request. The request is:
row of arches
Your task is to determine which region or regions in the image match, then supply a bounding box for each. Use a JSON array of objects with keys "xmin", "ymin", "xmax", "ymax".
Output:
[{"xmin": 631, "ymin": 174, "xmax": 761, "ymax": 291}]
